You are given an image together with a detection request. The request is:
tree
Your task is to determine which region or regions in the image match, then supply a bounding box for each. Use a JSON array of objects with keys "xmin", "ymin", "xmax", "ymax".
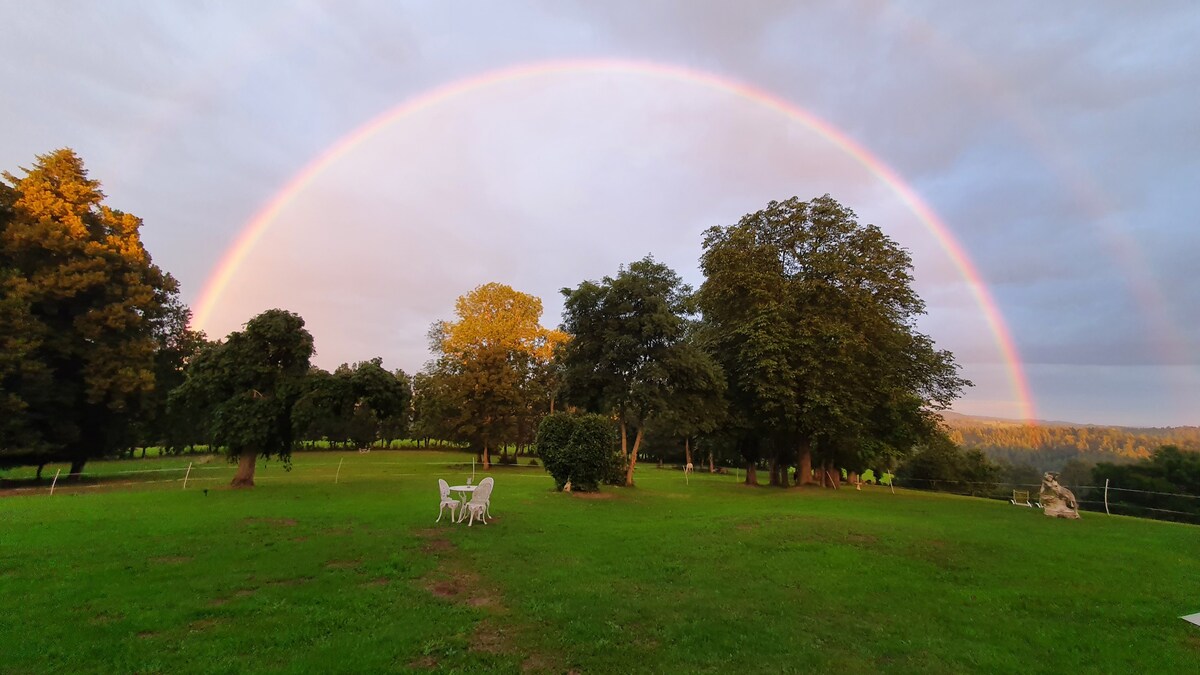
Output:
[
  {"xmin": 425, "ymin": 283, "xmax": 566, "ymax": 466},
  {"xmin": 170, "ymin": 309, "xmax": 313, "ymax": 487},
  {"xmin": 559, "ymin": 256, "xmax": 721, "ymax": 486},
  {"xmin": 1092, "ymin": 446, "xmax": 1200, "ymax": 522},
  {"xmin": 698, "ymin": 195, "xmax": 969, "ymax": 487},
  {"xmin": 0, "ymin": 149, "xmax": 179, "ymax": 475}
]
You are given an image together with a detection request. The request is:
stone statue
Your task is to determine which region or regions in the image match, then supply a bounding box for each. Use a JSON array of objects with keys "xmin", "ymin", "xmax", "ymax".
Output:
[{"xmin": 1040, "ymin": 472, "xmax": 1081, "ymax": 519}]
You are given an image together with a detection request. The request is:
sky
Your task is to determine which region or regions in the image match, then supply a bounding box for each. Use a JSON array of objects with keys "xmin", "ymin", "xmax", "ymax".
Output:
[{"xmin": 2, "ymin": 1, "xmax": 1198, "ymax": 427}]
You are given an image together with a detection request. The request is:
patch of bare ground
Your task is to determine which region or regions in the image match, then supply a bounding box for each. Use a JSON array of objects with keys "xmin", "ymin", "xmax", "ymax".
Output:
[
  {"xmin": 423, "ymin": 538, "xmax": 455, "ymax": 554},
  {"xmin": 408, "ymin": 656, "xmax": 438, "ymax": 670},
  {"xmin": 150, "ymin": 555, "xmax": 192, "ymax": 564},
  {"xmin": 1186, "ymin": 634, "xmax": 1200, "ymax": 653},
  {"xmin": 136, "ymin": 631, "xmax": 157, "ymax": 640},
  {"xmin": 188, "ymin": 618, "xmax": 223, "ymax": 632},
  {"xmin": 469, "ymin": 619, "xmax": 509, "ymax": 654},
  {"xmin": 571, "ymin": 491, "xmax": 615, "ymax": 499},
  {"xmin": 243, "ymin": 517, "xmax": 297, "ymax": 527},
  {"xmin": 324, "ymin": 559, "xmax": 361, "ymax": 570},
  {"xmin": 266, "ymin": 576, "xmax": 312, "ymax": 588}
]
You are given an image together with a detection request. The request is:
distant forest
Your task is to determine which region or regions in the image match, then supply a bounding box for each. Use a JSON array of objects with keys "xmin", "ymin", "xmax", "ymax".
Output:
[{"xmin": 941, "ymin": 413, "xmax": 1200, "ymax": 471}]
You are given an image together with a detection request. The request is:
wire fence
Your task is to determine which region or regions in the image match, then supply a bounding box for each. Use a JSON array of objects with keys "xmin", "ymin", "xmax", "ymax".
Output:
[
  {"xmin": 891, "ymin": 476, "xmax": 1200, "ymax": 524},
  {"xmin": 0, "ymin": 454, "xmax": 549, "ymax": 497},
  {"xmin": 6, "ymin": 454, "xmax": 1199, "ymax": 526}
]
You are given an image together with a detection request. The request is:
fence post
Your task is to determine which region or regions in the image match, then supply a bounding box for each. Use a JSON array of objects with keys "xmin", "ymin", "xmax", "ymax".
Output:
[
  {"xmin": 335, "ymin": 458, "xmax": 344, "ymax": 484},
  {"xmin": 49, "ymin": 468, "xmax": 61, "ymax": 496},
  {"xmin": 183, "ymin": 462, "xmax": 193, "ymax": 489},
  {"xmin": 1104, "ymin": 478, "xmax": 1110, "ymax": 515}
]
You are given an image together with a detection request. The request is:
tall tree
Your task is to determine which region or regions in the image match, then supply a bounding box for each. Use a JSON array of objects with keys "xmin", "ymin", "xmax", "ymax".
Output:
[
  {"xmin": 0, "ymin": 149, "xmax": 179, "ymax": 475},
  {"xmin": 170, "ymin": 309, "xmax": 313, "ymax": 487},
  {"xmin": 559, "ymin": 256, "xmax": 720, "ymax": 486},
  {"xmin": 425, "ymin": 283, "xmax": 566, "ymax": 467},
  {"xmin": 699, "ymin": 195, "xmax": 969, "ymax": 486}
]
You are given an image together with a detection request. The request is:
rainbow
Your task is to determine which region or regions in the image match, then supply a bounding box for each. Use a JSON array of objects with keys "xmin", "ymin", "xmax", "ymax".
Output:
[{"xmin": 192, "ymin": 57, "xmax": 1036, "ymax": 421}]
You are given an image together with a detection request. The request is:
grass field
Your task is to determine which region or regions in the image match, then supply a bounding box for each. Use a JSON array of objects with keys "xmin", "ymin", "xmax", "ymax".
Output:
[{"xmin": 2, "ymin": 450, "xmax": 1198, "ymax": 673}]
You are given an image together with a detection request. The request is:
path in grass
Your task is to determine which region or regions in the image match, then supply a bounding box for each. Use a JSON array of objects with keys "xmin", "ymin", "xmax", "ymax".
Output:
[{"xmin": 1, "ymin": 450, "xmax": 1198, "ymax": 673}]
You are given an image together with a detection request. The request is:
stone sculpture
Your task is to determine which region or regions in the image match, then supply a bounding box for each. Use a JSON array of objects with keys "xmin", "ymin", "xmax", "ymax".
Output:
[{"xmin": 1040, "ymin": 472, "xmax": 1081, "ymax": 519}]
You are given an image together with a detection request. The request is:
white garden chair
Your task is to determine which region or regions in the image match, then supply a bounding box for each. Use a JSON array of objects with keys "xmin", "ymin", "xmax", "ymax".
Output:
[
  {"xmin": 436, "ymin": 479, "xmax": 460, "ymax": 523},
  {"xmin": 458, "ymin": 477, "xmax": 494, "ymax": 526}
]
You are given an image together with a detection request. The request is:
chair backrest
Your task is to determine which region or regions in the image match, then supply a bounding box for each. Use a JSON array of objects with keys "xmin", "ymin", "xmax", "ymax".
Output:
[
  {"xmin": 438, "ymin": 478, "xmax": 451, "ymax": 499},
  {"xmin": 470, "ymin": 477, "xmax": 494, "ymax": 505}
]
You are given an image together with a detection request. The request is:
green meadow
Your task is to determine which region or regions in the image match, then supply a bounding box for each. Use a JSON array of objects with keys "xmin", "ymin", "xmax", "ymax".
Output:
[{"xmin": 2, "ymin": 450, "xmax": 1198, "ymax": 673}]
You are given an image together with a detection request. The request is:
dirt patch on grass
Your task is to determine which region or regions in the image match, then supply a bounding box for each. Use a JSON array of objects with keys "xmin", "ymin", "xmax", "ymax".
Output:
[
  {"xmin": 137, "ymin": 631, "xmax": 158, "ymax": 640},
  {"xmin": 408, "ymin": 656, "xmax": 439, "ymax": 670},
  {"xmin": 325, "ymin": 559, "xmax": 361, "ymax": 570},
  {"xmin": 423, "ymin": 538, "xmax": 455, "ymax": 554},
  {"xmin": 469, "ymin": 619, "xmax": 510, "ymax": 654},
  {"xmin": 151, "ymin": 555, "xmax": 192, "ymax": 564},
  {"xmin": 363, "ymin": 577, "xmax": 390, "ymax": 587},
  {"xmin": 266, "ymin": 576, "xmax": 312, "ymax": 588},
  {"xmin": 243, "ymin": 517, "xmax": 297, "ymax": 527},
  {"xmin": 188, "ymin": 618, "xmax": 223, "ymax": 632},
  {"xmin": 571, "ymin": 491, "xmax": 615, "ymax": 499}
]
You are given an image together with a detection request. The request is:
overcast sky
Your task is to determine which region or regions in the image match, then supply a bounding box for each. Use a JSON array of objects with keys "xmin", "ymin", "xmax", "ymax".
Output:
[{"xmin": 3, "ymin": 1, "xmax": 1197, "ymax": 426}]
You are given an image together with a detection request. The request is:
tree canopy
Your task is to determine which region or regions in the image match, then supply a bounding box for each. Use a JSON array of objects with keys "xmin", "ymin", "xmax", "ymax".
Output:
[
  {"xmin": 170, "ymin": 309, "xmax": 314, "ymax": 487},
  {"xmin": 559, "ymin": 256, "xmax": 725, "ymax": 486},
  {"xmin": 698, "ymin": 195, "xmax": 970, "ymax": 486},
  {"xmin": 0, "ymin": 149, "xmax": 180, "ymax": 474}
]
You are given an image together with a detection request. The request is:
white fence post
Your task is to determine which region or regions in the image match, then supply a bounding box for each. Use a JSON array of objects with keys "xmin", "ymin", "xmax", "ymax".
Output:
[
  {"xmin": 49, "ymin": 468, "xmax": 61, "ymax": 496},
  {"xmin": 183, "ymin": 462, "xmax": 193, "ymax": 489},
  {"xmin": 1104, "ymin": 478, "xmax": 1110, "ymax": 515},
  {"xmin": 335, "ymin": 458, "xmax": 344, "ymax": 484}
]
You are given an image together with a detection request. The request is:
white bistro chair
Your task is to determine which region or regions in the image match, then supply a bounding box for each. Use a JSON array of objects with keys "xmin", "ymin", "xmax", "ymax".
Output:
[
  {"xmin": 458, "ymin": 477, "xmax": 494, "ymax": 526},
  {"xmin": 436, "ymin": 479, "xmax": 460, "ymax": 523}
]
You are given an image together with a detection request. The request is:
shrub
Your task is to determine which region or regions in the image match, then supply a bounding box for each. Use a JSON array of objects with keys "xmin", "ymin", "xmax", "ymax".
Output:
[{"xmin": 536, "ymin": 412, "xmax": 618, "ymax": 492}]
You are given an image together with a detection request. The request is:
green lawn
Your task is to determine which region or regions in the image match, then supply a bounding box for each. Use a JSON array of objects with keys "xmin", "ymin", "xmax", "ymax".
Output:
[{"xmin": 2, "ymin": 450, "xmax": 1197, "ymax": 673}]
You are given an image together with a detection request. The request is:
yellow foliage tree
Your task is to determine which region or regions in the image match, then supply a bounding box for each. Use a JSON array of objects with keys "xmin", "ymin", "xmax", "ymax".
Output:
[
  {"xmin": 429, "ymin": 283, "xmax": 568, "ymax": 468},
  {"xmin": 437, "ymin": 282, "xmax": 568, "ymax": 362}
]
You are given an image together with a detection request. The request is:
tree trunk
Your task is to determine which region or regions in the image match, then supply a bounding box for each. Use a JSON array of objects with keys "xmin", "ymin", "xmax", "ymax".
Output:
[
  {"xmin": 708, "ymin": 450, "xmax": 714, "ymax": 473},
  {"xmin": 141, "ymin": 447, "xmax": 147, "ymax": 459},
  {"xmin": 768, "ymin": 456, "xmax": 780, "ymax": 486},
  {"xmin": 823, "ymin": 460, "xmax": 840, "ymax": 489},
  {"xmin": 231, "ymin": 449, "xmax": 257, "ymax": 488},
  {"xmin": 684, "ymin": 437, "xmax": 692, "ymax": 466},
  {"xmin": 624, "ymin": 426, "xmax": 643, "ymax": 486},
  {"xmin": 619, "ymin": 421, "xmax": 629, "ymax": 464},
  {"xmin": 69, "ymin": 458, "xmax": 86, "ymax": 478},
  {"xmin": 36, "ymin": 463, "xmax": 45, "ymax": 480},
  {"xmin": 797, "ymin": 441, "xmax": 813, "ymax": 485},
  {"xmin": 482, "ymin": 443, "xmax": 491, "ymax": 469},
  {"xmin": 744, "ymin": 461, "xmax": 758, "ymax": 486}
]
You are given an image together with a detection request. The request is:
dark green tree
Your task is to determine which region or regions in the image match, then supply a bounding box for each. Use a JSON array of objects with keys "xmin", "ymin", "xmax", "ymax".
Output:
[
  {"xmin": 559, "ymin": 256, "xmax": 721, "ymax": 486},
  {"xmin": 0, "ymin": 149, "xmax": 179, "ymax": 475},
  {"xmin": 170, "ymin": 309, "xmax": 314, "ymax": 487},
  {"xmin": 698, "ymin": 195, "xmax": 969, "ymax": 487}
]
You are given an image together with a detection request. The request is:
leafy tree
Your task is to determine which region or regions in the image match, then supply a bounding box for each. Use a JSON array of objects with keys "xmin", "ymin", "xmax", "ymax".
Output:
[
  {"xmin": 425, "ymin": 283, "xmax": 565, "ymax": 466},
  {"xmin": 560, "ymin": 256, "xmax": 719, "ymax": 486},
  {"xmin": 0, "ymin": 149, "xmax": 179, "ymax": 475},
  {"xmin": 170, "ymin": 309, "xmax": 313, "ymax": 487},
  {"xmin": 698, "ymin": 195, "xmax": 969, "ymax": 486},
  {"xmin": 895, "ymin": 433, "xmax": 999, "ymax": 496}
]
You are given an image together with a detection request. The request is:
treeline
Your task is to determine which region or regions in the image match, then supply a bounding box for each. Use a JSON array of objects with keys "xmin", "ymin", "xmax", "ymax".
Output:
[
  {"xmin": 943, "ymin": 419, "xmax": 1200, "ymax": 471},
  {"xmin": 0, "ymin": 149, "xmax": 979, "ymax": 491}
]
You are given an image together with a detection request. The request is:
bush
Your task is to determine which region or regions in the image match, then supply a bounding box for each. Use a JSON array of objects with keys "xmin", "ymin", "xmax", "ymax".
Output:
[{"xmin": 536, "ymin": 412, "xmax": 618, "ymax": 492}]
